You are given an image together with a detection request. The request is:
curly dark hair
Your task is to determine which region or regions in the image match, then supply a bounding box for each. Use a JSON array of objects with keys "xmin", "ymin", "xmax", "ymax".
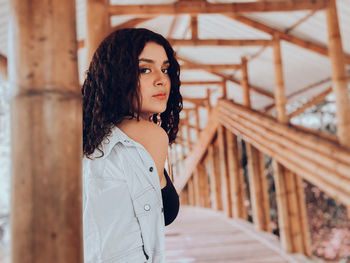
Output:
[{"xmin": 82, "ymin": 28, "xmax": 182, "ymax": 158}]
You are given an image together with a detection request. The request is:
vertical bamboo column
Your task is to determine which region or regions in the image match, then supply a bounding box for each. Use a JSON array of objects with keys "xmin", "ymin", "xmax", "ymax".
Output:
[
  {"xmin": 272, "ymin": 33, "xmax": 311, "ymax": 255},
  {"xmin": 325, "ymin": 0, "xmax": 350, "ymax": 148},
  {"xmin": 225, "ymin": 128, "xmax": 246, "ymax": 219},
  {"xmin": 221, "ymin": 81, "xmax": 227, "ymax": 99},
  {"xmin": 185, "ymin": 111, "xmax": 196, "ymax": 205},
  {"xmin": 217, "ymin": 124, "xmax": 233, "ymax": 217},
  {"xmin": 326, "ymin": 0, "xmax": 350, "ymax": 221},
  {"xmin": 10, "ymin": 1, "xmax": 83, "ymax": 263},
  {"xmin": 191, "ymin": 15, "xmax": 198, "ymax": 40},
  {"xmin": 0, "ymin": 54, "xmax": 7, "ymax": 79},
  {"xmin": 86, "ymin": 0, "xmax": 110, "ymax": 62},
  {"xmin": 273, "ymin": 33, "xmax": 288, "ymax": 124},
  {"xmin": 213, "ymin": 137, "xmax": 224, "ymax": 211},
  {"xmin": 178, "ymin": 126, "xmax": 189, "ymax": 205},
  {"xmin": 189, "ymin": 108, "xmax": 201, "ymax": 207},
  {"xmin": 241, "ymin": 56, "xmax": 270, "ymax": 230},
  {"xmin": 195, "ymin": 105, "xmax": 211, "ymax": 207}
]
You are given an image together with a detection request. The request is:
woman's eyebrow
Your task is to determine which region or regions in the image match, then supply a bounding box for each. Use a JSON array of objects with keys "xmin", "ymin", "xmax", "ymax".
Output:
[{"xmin": 138, "ymin": 58, "xmax": 170, "ymax": 65}]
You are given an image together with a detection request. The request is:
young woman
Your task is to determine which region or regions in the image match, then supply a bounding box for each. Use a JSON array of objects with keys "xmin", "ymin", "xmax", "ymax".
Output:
[{"xmin": 82, "ymin": 28, "xmax": 182, "ymax": 263}]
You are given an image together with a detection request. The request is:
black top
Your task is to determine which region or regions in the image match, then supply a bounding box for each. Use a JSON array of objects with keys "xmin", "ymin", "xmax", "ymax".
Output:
[{"xmin": 161, "ymin": 169, "xmax": 180, "ymax": 226}]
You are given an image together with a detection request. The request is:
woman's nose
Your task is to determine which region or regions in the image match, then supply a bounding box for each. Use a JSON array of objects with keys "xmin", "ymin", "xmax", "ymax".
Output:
[{"xmin": 154, "ymin": 71, "xmax": 167, "ymax": 86}]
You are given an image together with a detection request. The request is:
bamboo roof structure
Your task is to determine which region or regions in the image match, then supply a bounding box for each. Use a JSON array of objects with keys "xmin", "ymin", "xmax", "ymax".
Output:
[{"xmin": 1, "ymin": 0, "xmax": 350, "ymax": 262}]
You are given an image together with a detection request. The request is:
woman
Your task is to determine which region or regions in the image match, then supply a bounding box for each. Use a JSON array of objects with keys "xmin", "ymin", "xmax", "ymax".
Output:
[{"xmin": 82, "ymin": 28, "xmax": 182, "ymax": 263}]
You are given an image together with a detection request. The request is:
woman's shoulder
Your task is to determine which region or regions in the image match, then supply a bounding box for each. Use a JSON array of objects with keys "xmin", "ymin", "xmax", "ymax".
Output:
[{"xmin": 117, "ymin": 118, "xmax": 169, "ymax": 149}]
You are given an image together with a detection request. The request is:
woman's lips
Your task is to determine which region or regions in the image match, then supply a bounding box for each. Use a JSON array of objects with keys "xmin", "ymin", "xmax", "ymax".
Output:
[{"xmin": 153, "ymin": 93, "xmax": 166, "ymax": 99}]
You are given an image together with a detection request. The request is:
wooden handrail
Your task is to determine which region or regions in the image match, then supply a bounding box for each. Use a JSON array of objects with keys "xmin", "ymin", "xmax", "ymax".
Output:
[
  {"xmin": 174, "ymin": 106, "xmax": 219, "ymax": 192},
  {"xmin": 218, "ymin": 99, "xmax": 350, "ymax": 206}
]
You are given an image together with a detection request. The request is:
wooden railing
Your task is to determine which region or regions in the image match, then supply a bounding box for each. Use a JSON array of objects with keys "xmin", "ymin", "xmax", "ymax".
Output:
[{"xmin": 172, "ymin": 98, "xmax": 350, "ymax": 257}]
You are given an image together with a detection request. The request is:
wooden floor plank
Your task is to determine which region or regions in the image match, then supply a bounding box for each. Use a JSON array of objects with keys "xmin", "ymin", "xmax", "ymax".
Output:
[{"xmin": 165, "ymin": 206, "xmax": 311, "ymax": 263}]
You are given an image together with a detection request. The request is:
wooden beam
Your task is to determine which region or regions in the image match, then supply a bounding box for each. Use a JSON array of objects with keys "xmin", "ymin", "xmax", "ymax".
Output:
[
  {"xmin": 241, "ymin": 57, "xmax": 251, "ymax": 107},
  {"xmin": 169, "ymin": 39, "xmax": 272, "ymax": 47},
  {"xmin": 263, "ymin": 76, "xmax": 332, "ymax": 113},
  {"xmin": 175, "ymin": 106, "xmax": 220, "ymax": 192},
  {"xmin": 284, "ymin": 10, "xmax": 317, "ymax": 34},
  {"xmin": 218, "ymin": 124, "xmax": 233, "ymax": 217},
  {"xmin": 326, "ymin": 0, "xmax": 350, "ymax": 147},
  {"xmin": 225, "ymin": 129, "xmax": 246, "ymax": 219},
  {"xmin": 183, "ymin": 97, "xmax": 207, "ymax": 107},
  {"xmin": 178, "ymin": 56, "xmax": 274, "ymax": 99},
  {"xmin": 181, "ymin": 80, "xmax": 222, "ymax": 85},
  {"xmin": 218, "ymin": 99, "xmax": 350, "ymax": 205},
  {"xmin": 273, "ymin": 33, "xmax": 288, "ymax": 124},
  {"xmin": 191, "ymin": 15, "xmax": 198, "ymax": 40},
  {"xmin": 78, "ymin": 17, "xmax": 153, "ymax": 50},
  {"xmin": 86, "ymin": 0, "xmax": 110, "ymax": 62},
  {"xmin": 109, "ymin": 0, "xmax": 329, "ymax": 16},
  {"xmin": 0, "ymin": 53, "xmax": 7, "ymax": 79},
  {"xmin": 288, "ymin": 87, "xmax": 332, "ymax": 118},
  {"xmin": 228, "ymin": 14, "xmax": 350, "ymax": 65},
  {"xmin": 10, "ymin": 0, "xmax": 82, "ymax": 262},
  {"xmin": 181, "ymin": 63, "xmax": 242, "ymax": 71}
]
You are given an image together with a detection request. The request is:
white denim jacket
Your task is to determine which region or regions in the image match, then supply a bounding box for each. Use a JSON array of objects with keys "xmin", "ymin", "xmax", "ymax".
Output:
[{"xmin": 83, "ymin": 126, "xmax": 166, "ymax": 263}]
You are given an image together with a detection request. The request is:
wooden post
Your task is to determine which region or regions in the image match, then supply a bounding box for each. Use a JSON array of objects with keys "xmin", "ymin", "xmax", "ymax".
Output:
[
  {"xmin": 240, "ymin": 56, "xmax": 270, "ymax": 230},
  {"xmin": 86, "ymin": 0, "xmax": 110, "ymax": 62},
  {"xmin": 225, "ymin": 129, "xmax": 247, "ymax": 219},
  {"xmin": 10, "ymin": 1, "xmax": 83, "ymax": 263},
  {"xmin": 217, "ymin": 124, "xmax": 233, "ymax": 217},
  {"xmin": 185, "ymin": 112, "xmax": 196, "ymax": 205},
  {"xmin": 221, "ymin": 81, "xmax": 227, "ymax": 99},
  {"xmin": 273, "ymin": 33, "xmax": 288, "ymax": 124},
  {"xmin": 195, "ymin": 105, "xmax": 211, "ymax": 207},
  {"xmin": 213, "ymin": 137, "xmax": 224, "ymax": 211},
  {"xmin": 272, "ymin": 32, "xmax": 311, "ymax": 254},
  {"xmin": 191, "ymin": 15, "xmax": 198, "ymax": 40},
  {"xmin": 241, "ymin": 56, "xmax": 251, "ymax": 107},
  {"xmin": 326, "ymin": 0, "xmax": 350, "ymax": 221},
  {"xmin": 325, "ymin": 0, "xmax": 350, "ymax": 147},
  {"xmin": 0, "ymin": 54, "xmax": 7, "ymax": 79}
]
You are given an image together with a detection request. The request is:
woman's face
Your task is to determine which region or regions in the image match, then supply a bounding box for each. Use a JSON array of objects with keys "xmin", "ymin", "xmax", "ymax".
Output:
[{"xmin": 138, "ymin": 42, "xmax": 171, "ymax": 120}]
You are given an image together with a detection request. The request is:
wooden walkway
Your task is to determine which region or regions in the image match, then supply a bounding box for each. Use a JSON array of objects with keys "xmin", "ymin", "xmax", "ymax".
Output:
[{"xmin": 165, "ymin": 206, "xmax": 313, "ymax": 263}]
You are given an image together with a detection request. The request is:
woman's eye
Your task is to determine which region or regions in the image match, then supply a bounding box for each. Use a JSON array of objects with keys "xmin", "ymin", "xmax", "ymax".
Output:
[
  {"xmin": 140, "ymin": 68, "xmax": 151, "ymax": 74},
  {"xmin": 162, "ymin": 68, "xmax": 169, "ymax": 74}
]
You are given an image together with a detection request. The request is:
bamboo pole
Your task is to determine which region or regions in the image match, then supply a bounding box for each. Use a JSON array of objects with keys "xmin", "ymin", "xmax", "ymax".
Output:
[
  {"xmin": 241, "ymin": 55, "xmax": 270, "ymax": 230},
  {"xmin": 227, "ymin": 14, "xmax": 350, "ymax": 65},
  {"xmin": 288, "ymin": 87, "xmax": 332, "ymax": 118},
  {"xmin": 0, "ymin": 54, "xmax": 7, "ymax": 79},
  {"xmin": 221, "ymin": 81, "xmax": 227, "ymax": 99},
  {"xmin": 217, "ymin": 124, "xmax": 232, "ymax": 217},
  {"xmin": 220, "ymin": 100, "xmax": 350, "ymax": 166},
  {"xmin": 86, "ymin": 0, "xmax": 110, "ymax": 63},
  {"xmin": 272, "ymin": 33, "xmax": 287, "ymax": 124},
  {"xmin": 195, "ymin": 105, "xmax": 211, "ymax": 207},
  {"xmin": 241, "ymin": 56, "xmax": 251, "ymax": 107},
  {"xmin": 191, "ymin": 15, "xmax": 198, "ymax": 40},
  {"xmin": 213, "ymin": 138, "xmax": 224, "ymax": 211},
  {"xmin": 217, "ymin": 107, "xmax": 350, "ymax": 205},
  {"xmin": 220, "ymin": 113, "xmax": 350, "ymax": 205},
  {"xmin": 10, "ymin": 0, "xmax": 83, "ymax": 262},
  {"xmin": 181, "ymin": 64, "xmax": 242, "ymax": 71},
  {"xmin": 178, "ymin": 56, "xmax": 274, "ymax": 99},
  {"xmin": 226, "ymin": 129, "xmax": 246, "ymax": 219},
  {"xmin": 182, "ymin": 80, "xmax": 222, "ymax": 85},
  {"xmin": 206, "ymin": 89, "xmax": 212, "ymax": 112},
  {"xmin": 295, "ymin": 175, "xmax": 312, "ymax": 256},
  {"xmin": 109, "ymin": 0, "xmax": 329, "ymax": 15},
  {"xmin": 169, "ymin": 39, "xmax": 272, "ymax": 47},
  {"xmin": 207, "ymin": 143, "xmax": 219, "ymax": 210},
  {"xmin": 184, "ymin": 112, "xmax": 195, "ymax": 205},
  {"xmin": 325, "ymin": 0, "xmax": 350, "ymax": 148}
]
